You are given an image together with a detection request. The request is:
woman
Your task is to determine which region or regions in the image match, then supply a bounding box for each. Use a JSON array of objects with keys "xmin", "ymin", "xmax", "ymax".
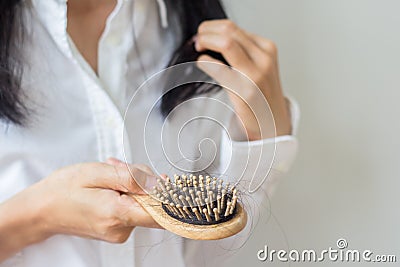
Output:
[{"xmin": 0, "ymin": 0, "xmax": 298, "ymax": 266}]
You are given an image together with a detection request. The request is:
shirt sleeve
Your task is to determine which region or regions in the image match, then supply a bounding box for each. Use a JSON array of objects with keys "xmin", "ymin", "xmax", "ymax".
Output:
[
  {"xmin": 219, "ymin": 95, "xmax": 299, "ymax": 194},
  {"xmin": 182, "ymin": 96, "xmax": 300, "ymax": 267}
]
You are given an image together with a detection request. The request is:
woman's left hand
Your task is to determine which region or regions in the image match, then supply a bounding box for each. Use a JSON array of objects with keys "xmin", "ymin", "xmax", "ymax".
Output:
[{"xmin": 195, "ymin": 19, "xmax": 291, "ymax": 140}]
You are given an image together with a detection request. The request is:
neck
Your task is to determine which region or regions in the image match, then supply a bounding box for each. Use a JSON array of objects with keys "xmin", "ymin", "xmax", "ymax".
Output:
[{"xmin": 67, "ymin": 0, "xmax": 117, "ymax": 11}]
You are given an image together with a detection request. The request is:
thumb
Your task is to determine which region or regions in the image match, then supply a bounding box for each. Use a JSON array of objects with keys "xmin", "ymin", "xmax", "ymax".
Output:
[
  {"xmin": 82, "ymin": 163, "xmax": 133, "ymax": 193},
  {"xmin": 107, "ymin": 160, "xmax": 158, "ymax": 193},
  {"xmin": 85, "ymin": 162, "xmax": 158, "ymax": 195},
  {"xmin": 127, "ymin": 167, "xmax": 158, "ymax": 195}
]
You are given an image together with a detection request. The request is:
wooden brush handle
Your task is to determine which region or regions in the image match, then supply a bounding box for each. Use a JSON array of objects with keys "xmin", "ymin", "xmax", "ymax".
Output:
[{"xmin": 131, "ymin": 194, "xmax": 247, "ymax": 240}]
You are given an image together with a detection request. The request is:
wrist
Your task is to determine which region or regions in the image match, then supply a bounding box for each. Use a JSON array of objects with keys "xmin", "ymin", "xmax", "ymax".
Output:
[
  {"xmin": 0, "ymin": 183, "xmax": 53, "ymax": 261},
  {"xmin": 244, "ymin": 91, "xmax": 291, "ymax": 141},
  {"xmin": 267, "ymin": 89, "xmax": 292, "ymax": 137},
  {"xmin": 26, "ymin": 180, "xmax": 57, "ymax": 240}
]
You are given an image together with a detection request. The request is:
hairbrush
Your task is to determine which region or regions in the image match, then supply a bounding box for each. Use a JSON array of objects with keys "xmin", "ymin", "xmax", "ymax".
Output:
[{"xmin": 130, "ymin": 174, "xmax": 247, "ymax": 240}]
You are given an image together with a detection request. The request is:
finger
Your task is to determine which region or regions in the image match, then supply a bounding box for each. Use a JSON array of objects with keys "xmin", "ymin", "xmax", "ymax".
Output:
[
  {"xmin": 195, "ymin": 32, "xmax": 253, "ymax": 69},
  {"xmin": 82, "ymin": 163, "xmax": 155, "ymax": 194},
  {"xmin": 106, "ymin": 158, "xmax": 157, "ymax": 189},
  {"xmin": 247, "ymin": 32, "xmax": 278, "ymax": 57},
  {"xmin": 106, "ymin": 157, "xmax": 126, "ymax": 167},
  {"xmin": 198, "ymin": 19, "xmax": 236, "ymax": 34},
  {"xmin": 197, "ymin": 54, "xmax": 234, "ymax": 86},
  {"xmin": 105, "ymin": 161, "xmax": 157, "ymax": 193},
  {"xmin": 106, "ymin": 158, "xmax": 155, "ymax": 178},
  {"xmin": 119, "ymin": 167, "xmax": 157, "ymax": 195},
  {"xmin": 197, "ymin": 54, "xmax": 247, "ymax": 101},
  {"xmin": 197, "ymin": 54, "xmax": 231, "ymax": 81},
  {"xmin": 80, "ymin": 163, "xmax": 132, "ymax": 193},
  {"xmin": 232, "ymin": 30, "xmax": 266, "ymax": 62},
  {"xmin": 118, "ymin": 194, "xmax": 162, "ymax": 228},
  {"xmin": 199, "ymin": 20, "xmax": 265, "ymax": 61},
  {"xmin": 132, "ymin": 164, "xmax": 155, "ymax": 176}
]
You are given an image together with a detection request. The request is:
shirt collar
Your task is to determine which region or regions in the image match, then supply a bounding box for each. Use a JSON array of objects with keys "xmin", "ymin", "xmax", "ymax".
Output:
[
  {"xmin": 31, "ymin": 0, "xmax": 169, "ymax": 58},
  {"xmin": 156, "ymin": 0, "xmax": 168, "ymax": 28},
  {"xmin": 31, "ymin": 0, "xmax": 71, "ymax": 58}
]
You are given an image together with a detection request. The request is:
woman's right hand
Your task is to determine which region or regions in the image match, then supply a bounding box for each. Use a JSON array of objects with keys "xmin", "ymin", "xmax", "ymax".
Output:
[
  {"xmin": 0, "ymin": 161, "xmax": 159, "ymax": 262},
  {"xmin": 40, "ymin": 161, "xmax": 160, "ymax": 241}
]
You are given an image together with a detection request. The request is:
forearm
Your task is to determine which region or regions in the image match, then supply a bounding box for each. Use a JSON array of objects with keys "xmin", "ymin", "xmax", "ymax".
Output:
[
  {"xmin": 0, "ymin": 162, "xmax": 160, "ymax": 263},
  {"xmin": 0, "ymin": 186, "xmax": 49, "ymax": 263}
]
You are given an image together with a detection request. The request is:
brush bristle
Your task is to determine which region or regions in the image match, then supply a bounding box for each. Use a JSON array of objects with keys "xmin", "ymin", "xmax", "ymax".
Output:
[{"xmin": 152, "ymin": 174, "xmax": 239, "ymax": 225}]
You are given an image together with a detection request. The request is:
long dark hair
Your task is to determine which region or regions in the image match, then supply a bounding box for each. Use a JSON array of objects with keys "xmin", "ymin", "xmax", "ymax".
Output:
[
  {"xmin": 0, "ymin": 0, "xmax": 26, "ymax": 125},
  {"xmin": 0, "ymin": 0, "xmax": 227, "ymax": 125},
  {"xmin": 161, "ymin": 0, "xmax": 227, "ymax": 116}
]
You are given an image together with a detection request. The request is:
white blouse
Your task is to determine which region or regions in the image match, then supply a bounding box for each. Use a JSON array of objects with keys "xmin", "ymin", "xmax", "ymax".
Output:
[{"xmin": 0, "ymin": 0, "xmax": 299, "ymax": 266}]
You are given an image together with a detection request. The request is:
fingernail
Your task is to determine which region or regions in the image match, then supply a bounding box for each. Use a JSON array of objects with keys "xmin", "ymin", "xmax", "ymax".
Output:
[
  {"xmin": 130, "ymin": 168, "xmax": 158, "ymax": 193},
  {"xmin": 107, "ymin": 158, "xmax": 127, "ymax": 167},
  {"xmin": 145, "ymin": 175, "xmax": 158, "ymax": 190},
  {"xmin": 107, "ymin": 157, "xmax": 121, "ymax": 163}
]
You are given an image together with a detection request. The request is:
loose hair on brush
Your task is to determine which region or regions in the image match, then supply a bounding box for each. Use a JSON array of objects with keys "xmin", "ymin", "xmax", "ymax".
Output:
[{"xmin": 0, "ymin": 0, "xmax": 227, "ymax": 125}]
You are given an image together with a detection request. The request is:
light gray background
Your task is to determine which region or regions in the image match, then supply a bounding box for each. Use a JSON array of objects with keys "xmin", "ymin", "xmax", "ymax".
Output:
[{"xmin": 224, "ymin": 0, "xmax": 400, "ymax": 266}]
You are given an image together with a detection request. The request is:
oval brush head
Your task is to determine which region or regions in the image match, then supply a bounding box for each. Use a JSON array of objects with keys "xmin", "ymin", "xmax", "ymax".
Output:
[
  {"xmin": 155, "ymin": 174, "xmax": 238, "ymax": 225},
  {"xmin": 130, "ymin": 174, "xmax": 247, "ymax": 240}
]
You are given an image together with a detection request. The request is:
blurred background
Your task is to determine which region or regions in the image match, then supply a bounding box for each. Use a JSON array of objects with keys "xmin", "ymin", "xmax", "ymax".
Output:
[{"xmin": 224, "ymin": 0, "xmax": 400, "ymax": 266}]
